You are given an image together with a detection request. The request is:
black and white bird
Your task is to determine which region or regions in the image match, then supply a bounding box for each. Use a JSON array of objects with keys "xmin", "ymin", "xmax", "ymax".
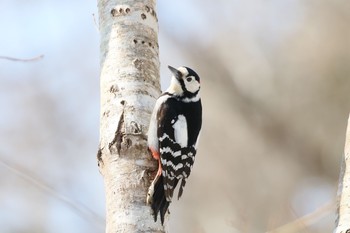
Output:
[{"xmin": 147, "ymin": 65, "xmax": 202, "ymax": 224}]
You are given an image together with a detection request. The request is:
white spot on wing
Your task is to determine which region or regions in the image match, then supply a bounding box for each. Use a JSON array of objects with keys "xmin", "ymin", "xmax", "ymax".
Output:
[
  {"xmin": 161, "ymin": 158, "xmax": 167, "ymax": 165},
  {"xmin": 173, "ymin": 115, "xmax": 188, "ymax": 148},
  {"xmin": 164, "ymin": 161, "xmax": 184, "ymax": 171},
  {"xmin": 173, "ymin": 150, "xmax": 181, "ymax": 157},
  {"xmin": 159, "ymin": 133, "xmax": 170, "ymax": 142}
]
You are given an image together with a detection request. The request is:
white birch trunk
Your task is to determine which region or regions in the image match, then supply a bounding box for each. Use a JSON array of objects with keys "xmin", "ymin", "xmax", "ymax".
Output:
[
  {"xmin": 97, "ymin": 0, "xmax": 164, "ymax": 232},
  {"xmin": 334, "ymin": 113, "xmax": 350, "ymax": 233}
]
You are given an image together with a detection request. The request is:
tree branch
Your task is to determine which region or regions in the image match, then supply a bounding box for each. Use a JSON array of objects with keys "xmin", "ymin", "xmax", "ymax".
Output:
[
  {"xmin": 0, "ymin": 157, "xmax": 104, "ymax": 230},
  {"xmin": 267, "ymin": 201, "xmax": 334, "ymax": 233},
  {"xmin": 0, "ymin": 54, "xmax": 44, "ymax": 62}
]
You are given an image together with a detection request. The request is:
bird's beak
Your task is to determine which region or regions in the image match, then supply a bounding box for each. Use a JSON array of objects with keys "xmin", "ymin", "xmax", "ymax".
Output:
[{"xmin": 168, "ymin": 65, "xmax": 182, "ymax": 81}]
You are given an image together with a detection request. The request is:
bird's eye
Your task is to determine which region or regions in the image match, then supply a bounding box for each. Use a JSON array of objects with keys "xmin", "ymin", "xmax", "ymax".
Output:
[{"xmin": 186, "ymin": 77, "xmax": 192, "ymax": 82}]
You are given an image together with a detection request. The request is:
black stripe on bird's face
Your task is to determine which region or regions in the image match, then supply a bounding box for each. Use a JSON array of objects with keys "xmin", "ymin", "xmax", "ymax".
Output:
[{"xmin": 184, "ymin": 66, "xmax": 200, "ymax": 83}]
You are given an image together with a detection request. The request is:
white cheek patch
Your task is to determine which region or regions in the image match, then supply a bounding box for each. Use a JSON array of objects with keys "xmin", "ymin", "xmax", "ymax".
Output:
[
  {"xmin": 185, "ymin": 78, "xmax": 200, "ymax": 93},
  {"xmin": 173, "ymin": 115, "xmax": 188, "ymax": 148}
]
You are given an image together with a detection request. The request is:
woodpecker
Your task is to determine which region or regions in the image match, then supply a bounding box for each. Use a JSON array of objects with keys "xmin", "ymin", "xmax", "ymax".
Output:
[{"xmin": 147, "ymin": 65, "xmax": 202, "ymax": 224}]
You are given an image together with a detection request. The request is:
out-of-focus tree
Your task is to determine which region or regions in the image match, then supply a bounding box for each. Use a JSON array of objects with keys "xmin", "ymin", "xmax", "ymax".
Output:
[
  {"xmin": 158, "ymin": 1, "xmax": 350, "ymax": 232},
  {"xmin": 335, "ymin": 114, "xmax": 350, "ymax": 233}
]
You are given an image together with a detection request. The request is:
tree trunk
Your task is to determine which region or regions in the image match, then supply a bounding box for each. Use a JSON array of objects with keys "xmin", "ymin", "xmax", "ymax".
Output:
[
  {"xmin": 97, "ymin": 0, "xmax": 164, "ymax": 232},
  {"xmin": 335, "ymin": 113, "xmax": 350, "ymax": 233}
]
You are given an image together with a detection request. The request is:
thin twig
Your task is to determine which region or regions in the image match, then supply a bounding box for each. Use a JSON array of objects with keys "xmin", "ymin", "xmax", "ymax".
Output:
[
  {"xmin": 0, "ymin": 54, "xmax": 44, "ymax": 62},
  {"xmin": 0, "ymin": 157, "xmax": 105, "ymax": 229},
  {"xmin": 92, "ymin": 13, "xmax": 99, "ymax": 32},
  {"xmin": 266, "ymin": 200, "xmax": 335, "ymax": 233}
]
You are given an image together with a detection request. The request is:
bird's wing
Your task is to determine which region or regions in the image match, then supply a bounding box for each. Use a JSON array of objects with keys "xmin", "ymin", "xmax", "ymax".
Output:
[{"xmin": 157, "ymin": 98, "xmax": 185, "ymax": 201}]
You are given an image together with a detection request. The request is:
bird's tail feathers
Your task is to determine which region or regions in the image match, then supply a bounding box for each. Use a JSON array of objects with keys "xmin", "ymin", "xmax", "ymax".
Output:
[
  {"xmin": 178, "ymin": 179, "xmax": 186, "ymax": 200},
  {"xmin": 147, "ymin": 175, "xmax": 170, "ymax": 225}
]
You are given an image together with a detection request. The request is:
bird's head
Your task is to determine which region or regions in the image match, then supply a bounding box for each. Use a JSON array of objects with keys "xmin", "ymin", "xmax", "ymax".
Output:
[{"xmin": 167, "ymin": 65, "xmax": 201, "ymax": 99}]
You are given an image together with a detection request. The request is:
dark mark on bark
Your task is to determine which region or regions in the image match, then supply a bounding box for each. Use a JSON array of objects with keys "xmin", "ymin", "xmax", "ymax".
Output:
[
  {"xmin": 111, "ymin": 6, "xmax": 131, "ymax": 17},
  {"xmin": 130, "ymin": 121, "xmax": 147, "ymax": 141},
  {"xmin": 126, "ymin": 138, "xmax": 132, "ymax": 148},
  {"xmin": 103, "ymin": 110, "xmax": 110, "ymax": 117},
  {"xmin": 111, "ymin": 8, "xmax": 117, "ymax": 16},
  {"xmin": 109, "ymin": 108, "xmax": 125, "ymax": 155},
  {"xmin": 97, "ymin": 147, "xmax": 103, "ymax": 166},
  {"xmin": 131, "ymin": 121, "xmax": 141, "ymax": 134},
  {"xmin": 110, "ymin": 84, "xmax": 119, "ymax": 93}
]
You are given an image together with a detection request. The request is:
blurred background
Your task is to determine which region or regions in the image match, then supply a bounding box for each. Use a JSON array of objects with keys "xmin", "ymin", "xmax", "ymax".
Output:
[{"xmin": 1, "ymin": 0, "xmax": 349, "ymax": 232}]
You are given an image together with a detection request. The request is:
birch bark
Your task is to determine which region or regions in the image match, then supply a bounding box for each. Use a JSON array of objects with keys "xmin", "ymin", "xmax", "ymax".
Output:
[
  {"xmin": 335, "ymin": 113, "xmax": 350, "ymax": 233},
  {"xmin": 97, "ymin": 0, "xmax": 164, "ymax": 232}
]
